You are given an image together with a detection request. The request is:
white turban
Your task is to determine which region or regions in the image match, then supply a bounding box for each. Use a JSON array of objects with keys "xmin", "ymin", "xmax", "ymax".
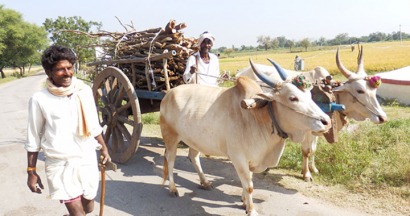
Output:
[{"xmin": 197, "ymin": 32, "xmax": 215, "ymax": 46}]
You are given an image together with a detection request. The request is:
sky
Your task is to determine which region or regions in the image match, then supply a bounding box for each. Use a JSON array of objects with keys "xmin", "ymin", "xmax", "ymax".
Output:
[{"xmin": 2, "ymin": 0, "xmax": 410, "ymax": 48}]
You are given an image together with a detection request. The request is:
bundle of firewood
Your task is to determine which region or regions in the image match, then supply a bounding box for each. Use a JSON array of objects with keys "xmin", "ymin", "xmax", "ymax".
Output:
[{"xmin": 85, "ymin": 19, "xmax": 199, "ymax": 91}]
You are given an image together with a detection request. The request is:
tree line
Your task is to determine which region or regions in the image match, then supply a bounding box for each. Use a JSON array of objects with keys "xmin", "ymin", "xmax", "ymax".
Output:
[
  {"xmin": 1, "ymin": 5, "xmax": 409, "ymax": 78},
  {"xmin": 218, "ymin": 31, "xmax": 410, "ymax": 54},
  {"xmin": 0, "ymin": 5, "xmax": 100, "ymax": 78}
]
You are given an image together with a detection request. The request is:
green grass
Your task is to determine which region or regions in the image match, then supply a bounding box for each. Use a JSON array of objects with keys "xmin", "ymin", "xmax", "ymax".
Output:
[
  {"xmin": 142, "ymin": 112, "xmax": 160, "ymax": 124},
  {"xmin": 278, "ymin": 105, "xmax": 410, "ymax": 198}
]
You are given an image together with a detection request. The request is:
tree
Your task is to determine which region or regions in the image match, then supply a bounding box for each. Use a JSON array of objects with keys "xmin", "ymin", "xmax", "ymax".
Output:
[
  {"xmin": 257, "ymin": 35, "xmax": 272, "ymax": 50},
  {"xmin": 0, "ymin": 6, "xmax": 48, "ymax": 78},
  {"xmin": 328, "ymin": 33, "xmax": 350, "ymax": 45},
  {"xmin": 224, "ymin": 48, "xmax": 234, "ymax": 57},
  {"xmin": 318, "ymin": 37, "xmax": 326, "ymax": 46},
  {"xmin": 218, "ymin": 46, "xmax": 227, "ymax": 53},
  {"xmin": 276, "ymin": 36, "xmax": 287, "ymax": 48},
  {"xmin": 43, "ymin": 16, "xmax": 102, "ymax": 67},
  {"xmin": 300, "ymin": 38, "xmax": 311, "ymax": 52},
  {"xmin": 7, "ymin": 23, "xmax": 48, "ymax": 76},
  {"xmin": 368, "ymin": 32, "xmax": 387, "ymax": 42},
  {"xmin": 285, "ymin": 40, "xmax": 295, "ymax": 52},
  {"xmin": 271, "ymin": 38, "xmax": 279, "ymax": 49}
]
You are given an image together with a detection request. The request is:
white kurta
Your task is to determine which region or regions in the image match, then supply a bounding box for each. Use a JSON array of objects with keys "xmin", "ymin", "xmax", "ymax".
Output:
[
  {"xmin": 25, "ymin": 84, "xmax": 103, "ymax": 200},
  {"xmin": 183, "ymin": 52, "xmax": 220, "ymax": 86}
]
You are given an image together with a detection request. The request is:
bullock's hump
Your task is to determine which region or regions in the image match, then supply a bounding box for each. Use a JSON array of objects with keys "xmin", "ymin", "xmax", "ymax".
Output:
[
  {"xmin": 162, "ymin": 84, "xmax": 224, "ymax": 103},
  {"xmin": 235, "ymin": 76, "xmax": 263, "ymax": 96}
]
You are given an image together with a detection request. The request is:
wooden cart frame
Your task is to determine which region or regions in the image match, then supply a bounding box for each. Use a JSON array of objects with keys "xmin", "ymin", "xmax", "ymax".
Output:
[{"xmin": 87, "ymin": 50, "xmax": 177, "ymax": 163}]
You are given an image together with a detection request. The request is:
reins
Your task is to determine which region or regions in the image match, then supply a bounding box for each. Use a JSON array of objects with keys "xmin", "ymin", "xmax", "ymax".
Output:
[
  {"xmin": 333, "ymin": 87, "xmax": 381, "ymax": 116},
  {"xmin": 267, "ymin": 102, "xmax": 288, "ymax": 138},
  {"xmin": 261, "ymin": 84, "xmax": 327, "ymax": 122},
  {"xmin": 274, "ymin": 98, "xmax": 326, "ymax": 121},
  {"xmin": 266, "ymin": 94, "xmax": 327, "ymax": 139},
  {"xmin": 194, "ymin": 71, "xmax": 237, "ymax": 84}
]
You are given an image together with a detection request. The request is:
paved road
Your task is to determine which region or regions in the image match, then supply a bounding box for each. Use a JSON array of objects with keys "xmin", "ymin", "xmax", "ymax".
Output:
[{"xmin": 0, "ymin": 73, "xmax": 370, "ymax": 216}]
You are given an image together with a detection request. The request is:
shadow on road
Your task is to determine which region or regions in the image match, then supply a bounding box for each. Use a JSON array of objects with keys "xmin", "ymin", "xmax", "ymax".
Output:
[{"xmin": 97, "ymin": 135, "xmax": 298, "ymax": 215}]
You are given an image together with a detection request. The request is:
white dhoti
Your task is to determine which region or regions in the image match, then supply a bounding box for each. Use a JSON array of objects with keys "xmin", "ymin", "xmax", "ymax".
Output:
[{"xmin": 45, "ymin": 154, "xmax": 99, "ymax": 201}]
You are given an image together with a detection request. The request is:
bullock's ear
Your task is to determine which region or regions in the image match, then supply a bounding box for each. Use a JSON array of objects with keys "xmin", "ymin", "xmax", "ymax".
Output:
[
  {"xmin": 332, "ymin": 84, "xmax": 347, "ymax": 92},
  {"xmin": 256, "ymin": 92, "xmax": 275, "ymax": 100},
  {"xmin": 240, "ymin": 93, "xmax": 271, "ymax": 109}
]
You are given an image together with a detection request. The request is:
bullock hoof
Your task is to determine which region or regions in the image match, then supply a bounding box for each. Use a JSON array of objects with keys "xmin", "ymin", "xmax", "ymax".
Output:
[
  {"xmin": 241, "ymin": 202, "xmax": 246, "ymax": 209},
  {"xmin": 303, "ymin": 175, "xmax": 313, "ymax": 182},
  {"xmin": 168, "ymin": 190, "xmax": 179, "ymax": 197},
  {"xmin": 199, "ymin": 182, "xmax": 213, "ymax": 190},
  {"xmin": 246, "ymin": 209, "xmax": 258, "ymax": 216}
]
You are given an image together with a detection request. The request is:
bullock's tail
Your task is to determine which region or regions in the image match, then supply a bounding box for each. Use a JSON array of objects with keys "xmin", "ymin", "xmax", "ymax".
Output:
[{"xmin": 162, "ymin": 149, "xmax": 168, "ymax": 185}]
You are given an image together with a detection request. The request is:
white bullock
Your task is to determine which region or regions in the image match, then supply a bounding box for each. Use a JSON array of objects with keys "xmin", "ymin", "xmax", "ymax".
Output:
[
  {"xmin": 303, "ymin": 47, "xmax": 387, "ymax": 181},
  {"xmin": 160, "ymin": 60, "xmax": 331, "ymax": 216},
  {"xmin": 237, "ymin": 46, "xmax": 388, "ymax": 181},
  {"xmin": 236, "ymin": 58, "xmax": 330, "ymax": 85}
]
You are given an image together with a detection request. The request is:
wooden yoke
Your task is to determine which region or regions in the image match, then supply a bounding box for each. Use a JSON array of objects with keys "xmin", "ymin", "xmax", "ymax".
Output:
[{"xmin": 311, "ymin": 83, "xmax": 338, "ymax": 143}]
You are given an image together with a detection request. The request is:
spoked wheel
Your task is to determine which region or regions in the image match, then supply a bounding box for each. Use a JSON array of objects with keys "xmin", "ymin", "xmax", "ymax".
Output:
[{"xmin": 92, "ymin": 66, "xmax": 143, "ymax": 164}]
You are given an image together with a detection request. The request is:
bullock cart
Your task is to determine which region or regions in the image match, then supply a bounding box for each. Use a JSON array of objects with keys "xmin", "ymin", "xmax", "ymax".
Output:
[
  {"xmin": 87, "ymin": 50, "xmax": 183, "ymax": 164},
  {"xmin": 79, "ymin": 19, "xmax": 198, "ymax": 164}
]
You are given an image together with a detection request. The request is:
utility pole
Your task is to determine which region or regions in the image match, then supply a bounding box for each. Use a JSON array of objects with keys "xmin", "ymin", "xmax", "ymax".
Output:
[{"xmin": 399, "ymin": 24, "xmax": 402, "ymax": 44}]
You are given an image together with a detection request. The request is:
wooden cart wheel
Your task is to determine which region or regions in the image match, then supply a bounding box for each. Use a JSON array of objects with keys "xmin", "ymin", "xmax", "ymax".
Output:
[{"xmin": 92, "ymin": 66, "xmax": 142, "ymax": 164}]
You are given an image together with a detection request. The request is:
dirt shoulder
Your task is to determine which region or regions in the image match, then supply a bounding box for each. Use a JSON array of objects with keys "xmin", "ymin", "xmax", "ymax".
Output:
[{"xmin": 263, "ymin": 168, "xmax": 410, "ymax": 216}]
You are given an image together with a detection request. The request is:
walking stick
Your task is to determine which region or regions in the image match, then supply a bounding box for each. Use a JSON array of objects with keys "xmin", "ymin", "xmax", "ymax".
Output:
[
  {"xmin": 195, "ymin": 54, "xmax": 199, "ymax": 84},
  {"xmin": 99, "ymin": 162, "xmax": 105, "ymax": 216},
  {"xmin": 99, "ymin": 156, "xmax": 117, "ymax": 216}
]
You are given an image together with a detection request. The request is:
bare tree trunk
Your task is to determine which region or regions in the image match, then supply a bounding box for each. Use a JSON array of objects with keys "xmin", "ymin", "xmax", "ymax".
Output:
[
  {"xmin": 0, "ymin": 67, "xmax": 5, "ymax": 79},
  {"xmin": 18, "ymin": 66, "xmax": 23, "ymax": 77}
]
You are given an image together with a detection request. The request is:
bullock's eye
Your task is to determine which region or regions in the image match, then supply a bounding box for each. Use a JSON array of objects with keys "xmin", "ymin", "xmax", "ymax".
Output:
[
  {"xmin": 357, "ymin": 89, "xmax": 365, "ymax": 94},
  {"xmin": 289, "ymin": 96, "xmax": 299, "ymax": 102}
]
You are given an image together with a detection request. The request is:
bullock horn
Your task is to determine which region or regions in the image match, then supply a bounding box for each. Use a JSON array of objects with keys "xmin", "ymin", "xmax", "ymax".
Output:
[
  {"xmin": 357, "ymin": 45, "xmax": 366, "ymax": 75},
  {"xmin": 336, "ymin": 47, "xmax": 354, "ymax": 79},
  {"xmin": 267, "ymin": 58, "xmax": 288, "ymax": 81},
  {"xmin": 249, "ymin": 58, "xmax": 277, "ymax": 88}
]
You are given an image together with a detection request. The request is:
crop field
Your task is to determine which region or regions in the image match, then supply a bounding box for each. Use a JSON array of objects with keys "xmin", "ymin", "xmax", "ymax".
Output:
[{"xmin": 219, "ymin": 40, "xmax": 410, "ymax": 77}]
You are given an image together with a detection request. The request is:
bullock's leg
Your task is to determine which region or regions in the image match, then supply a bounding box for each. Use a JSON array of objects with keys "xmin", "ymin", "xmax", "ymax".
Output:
[
  {"xmin": 188, "ymin": 148, "xmax": 213, "ymax": 190},
  {"xmin": 161, "ymin": 125, "xmax": 180, "ymax": 197},
  {"xmin": 308, "ymin": 136, "xmax": 320, "ymax": 174},
  {"xmin": 164, "ymin": 146, "xmax": 179, "ymax": 197},
  {"xmin": 231, "ymin": 160, "xmax": 258, "ymax": 216},
  {"xmin": 301, "ymin": 135, "xmax": 319, "ymax": 181}
]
